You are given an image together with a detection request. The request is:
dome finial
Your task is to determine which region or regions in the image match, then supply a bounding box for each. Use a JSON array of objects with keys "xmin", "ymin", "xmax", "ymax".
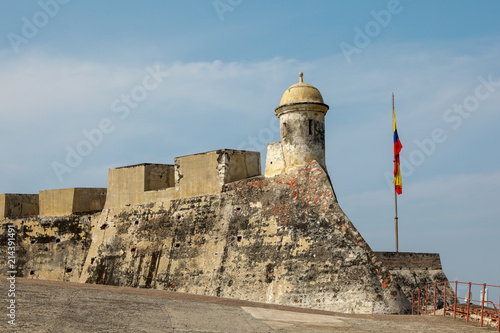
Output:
[{"xmin": 299, "ymin": 72, "xmax": 303, "ymax": 83}]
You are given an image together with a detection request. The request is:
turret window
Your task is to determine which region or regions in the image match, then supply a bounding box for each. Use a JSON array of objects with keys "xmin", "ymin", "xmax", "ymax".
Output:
[{"xmin": 308, "ymin": 119, "xmax": 313, "ymax": 135}]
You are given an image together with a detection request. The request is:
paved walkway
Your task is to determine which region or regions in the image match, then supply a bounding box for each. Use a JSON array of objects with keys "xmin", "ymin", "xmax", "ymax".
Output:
[{"xmin": 0, "ymin": 277, "xmax": 495, "ymax": 332}]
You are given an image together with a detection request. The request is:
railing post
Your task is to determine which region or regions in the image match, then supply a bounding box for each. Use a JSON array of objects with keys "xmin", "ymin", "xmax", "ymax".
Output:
[
  {"xmin": 467, "ymin": 282, "xmax": 471, "ymax": 323},
  {"xmin": 411, "ymin": 281, "xmax": 499, "ymax": 330},
  {"xmin": 443, "ymin": 282, "xmax": 447, "ymax": 317},
  {"xmin": 418, "ymin": 288, "xmax": 421, "ymax": 315},
  {"xmin": 454, "ymin": 281, "xmax": 458, "ymax": 320},
  {"xmin": 412, "ymin": 292, "xmax": 414, "ymax": 315},
  {"xmin": 434, "ymin": 282, "xmax": 437, "ymax": 315},
  {"xmin": 480, "ymin": 283, "xmax": 486, "ymax": 327},
  {"xmin": 425, "ymin": 284, "xmax": 428, "ymax": 315},
  {"xmin": 497, "ymin": 285, "xmax": 500, "ymax": 332}
]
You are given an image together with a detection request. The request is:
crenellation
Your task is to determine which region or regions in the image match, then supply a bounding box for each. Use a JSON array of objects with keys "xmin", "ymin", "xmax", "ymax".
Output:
[
  {"xmin": 174, "ymin": 149, "xmax": 260, "ymax": 199},
  {"xmin": 105, "ymin": 163, "xmax": 171, "ymax": 209},
  {"xmin": 39, "ymin": 188, "xmax": 106, "ymax": 217},
  {"xmin": 0, "ymin": 193, "xmax": 39, "ymax": 219}
]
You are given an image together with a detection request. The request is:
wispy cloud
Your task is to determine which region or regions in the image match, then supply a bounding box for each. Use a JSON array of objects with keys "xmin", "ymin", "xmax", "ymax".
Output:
[{"xmin": 1, "ymin": 37, "xmax": 499, "ymax": 197}]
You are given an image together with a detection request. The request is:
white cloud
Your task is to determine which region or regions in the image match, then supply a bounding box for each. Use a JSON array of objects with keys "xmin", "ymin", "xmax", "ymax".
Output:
[{"xmin": 0, "ymin": 54, "xmax": 142, "ymax": 122}]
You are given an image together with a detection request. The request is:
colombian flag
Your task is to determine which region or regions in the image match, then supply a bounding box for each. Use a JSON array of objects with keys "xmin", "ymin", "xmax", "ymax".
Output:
[{"xmin": 393, "ymin": 95, "xmax": 403, "ymax": 195}]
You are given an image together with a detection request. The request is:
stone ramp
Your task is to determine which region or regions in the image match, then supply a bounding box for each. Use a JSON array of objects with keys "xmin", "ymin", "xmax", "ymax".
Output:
[{"xmin": 0, "ymin": 277, "xmax": 494, "ymax": 332}]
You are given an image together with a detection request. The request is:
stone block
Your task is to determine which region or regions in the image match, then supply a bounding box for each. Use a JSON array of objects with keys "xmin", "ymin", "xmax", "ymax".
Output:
[
  {"xmin": 0, "ymin": 193, "xmax": 39, "ymax": 218},
  {"xmin": 40, "ymin": 188, "xmax": 106, "ymax": 217},
  {"xmin": 175, "ymin": 149, "xmax": 260, "ymax": 199},
  {"xmin": 105, "ymin": 163, "xmax": 175, "ymax": 208}
]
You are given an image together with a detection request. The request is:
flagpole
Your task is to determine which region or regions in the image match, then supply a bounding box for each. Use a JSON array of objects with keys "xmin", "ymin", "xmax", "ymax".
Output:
[
  {"xmin": 393, "ymin": 93, "xmax": 399, "ymax": 253},
  {"xmin": 395, "ymin": 182, "xmax": 399, "ymax": 252}
]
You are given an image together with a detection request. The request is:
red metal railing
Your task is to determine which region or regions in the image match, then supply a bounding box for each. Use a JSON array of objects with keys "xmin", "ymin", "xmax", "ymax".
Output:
[{"xmin": 411, "ymin": 281, "xmax": 500, "ymax": 331}]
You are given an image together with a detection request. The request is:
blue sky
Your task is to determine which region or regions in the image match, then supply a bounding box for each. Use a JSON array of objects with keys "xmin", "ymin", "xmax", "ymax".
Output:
[{"xmin": 1, "ymin": 0, "xmax": 499, "ymax": 298}]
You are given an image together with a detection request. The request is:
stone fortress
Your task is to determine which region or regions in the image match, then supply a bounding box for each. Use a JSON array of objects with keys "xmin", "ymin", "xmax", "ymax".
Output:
[{"xmin": 1, "ymin": 73, "xmax": 449, "ymax": 314}]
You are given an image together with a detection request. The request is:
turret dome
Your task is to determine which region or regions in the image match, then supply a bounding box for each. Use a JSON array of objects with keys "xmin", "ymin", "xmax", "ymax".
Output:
[{"xmin": 276, "ymin": 73, "xmax": 328, "ymax": 112}]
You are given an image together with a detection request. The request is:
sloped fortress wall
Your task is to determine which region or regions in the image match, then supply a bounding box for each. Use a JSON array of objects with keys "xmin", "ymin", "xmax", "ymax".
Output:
[{"xmin": 76, "ymin": 161, "xmax": 410, "ymax": 314}]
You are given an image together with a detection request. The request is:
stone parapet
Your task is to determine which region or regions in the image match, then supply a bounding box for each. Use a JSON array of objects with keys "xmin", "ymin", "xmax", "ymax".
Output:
[
  {"xmin": 373, "ymin": 251, "xmax": 449, "ymax": 301},
  {"xmin": 373, "ymin": 252, "xmax": 443, "ymax": 270},
  {"xmin": 104, "ymin": 150, "xmax": 261, "ymax": 209}
]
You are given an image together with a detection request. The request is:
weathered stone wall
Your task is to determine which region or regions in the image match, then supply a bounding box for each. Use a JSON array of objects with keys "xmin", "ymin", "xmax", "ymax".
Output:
[
  {"xmin": 264, "ymin": 142, "xmax": 285, "ymax": 177},
  {"xmin": 78, "ymin": 196, "xmax": 228, "ymax": 290},
  {"xmin": 0, "ymin": 214, "xmax": 93, "ymax": 281}
]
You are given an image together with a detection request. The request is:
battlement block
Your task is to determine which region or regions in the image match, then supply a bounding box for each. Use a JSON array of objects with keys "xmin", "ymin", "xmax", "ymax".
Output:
[
  {"xmin": 174, "ymin": 149, "xmax": 260, "ymax": 198},
  {"xmin": 39, "ymin": 188, "xmax": 107, "ymax": 217},
  {"xmin": 105, "ymin": 163, "xmax": 175, "ymax": 208},
  {"xmin": 0, "ymin": 193, "xmax": 39, "ymax": 219}
]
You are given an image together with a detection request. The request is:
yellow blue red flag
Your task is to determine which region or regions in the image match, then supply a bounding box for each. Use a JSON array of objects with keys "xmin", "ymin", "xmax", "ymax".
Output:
[{"xmin": 393, "ymin": 95, "xmax": 402, "ymax": 194}]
